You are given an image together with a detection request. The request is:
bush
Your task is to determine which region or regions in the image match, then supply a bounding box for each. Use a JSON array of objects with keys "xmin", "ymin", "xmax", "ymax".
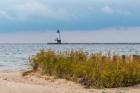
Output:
[{"xmin": 29, "ymin": 49, "xmax": 140, "ymax": 88}]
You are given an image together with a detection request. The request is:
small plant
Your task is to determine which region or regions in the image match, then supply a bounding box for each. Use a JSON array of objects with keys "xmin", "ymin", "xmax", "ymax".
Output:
[{"xmin": 29, "ymin": 49, "xmax": 140, "ymax": 88}]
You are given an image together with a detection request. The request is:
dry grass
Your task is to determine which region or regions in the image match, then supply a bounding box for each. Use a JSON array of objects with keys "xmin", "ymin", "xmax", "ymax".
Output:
[{"xmin": 29, "ymin": 49, "xmax": 140, "ymax": 88}]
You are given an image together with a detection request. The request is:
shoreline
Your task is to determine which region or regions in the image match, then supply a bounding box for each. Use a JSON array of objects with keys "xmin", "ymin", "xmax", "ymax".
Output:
[{"xmin": 0, "ymin": 71, "xmax": 139, "ymax": 93}]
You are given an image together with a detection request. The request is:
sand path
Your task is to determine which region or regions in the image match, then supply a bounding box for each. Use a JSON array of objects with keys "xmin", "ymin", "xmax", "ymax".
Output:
[{"xmin": 0, "ymin": 71, "xmax": 139, "ymax": 93}]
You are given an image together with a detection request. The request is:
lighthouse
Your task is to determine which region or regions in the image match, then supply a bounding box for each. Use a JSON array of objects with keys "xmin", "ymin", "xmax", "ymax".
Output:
[{"xmin": 55, "ymin": 29, "xmax": 62, "ymax": 44}]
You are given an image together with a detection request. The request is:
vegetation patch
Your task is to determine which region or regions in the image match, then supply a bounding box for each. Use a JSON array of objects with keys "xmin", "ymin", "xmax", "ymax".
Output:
[{"xmin": 29, "ymin": 49, "xmax": 140, "ymax": 88}]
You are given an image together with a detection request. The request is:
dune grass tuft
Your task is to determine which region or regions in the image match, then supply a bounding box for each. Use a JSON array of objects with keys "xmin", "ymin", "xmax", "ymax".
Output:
[{"xmin": 29, "ymin": 49, "xmax": 140, "ymax": 88}]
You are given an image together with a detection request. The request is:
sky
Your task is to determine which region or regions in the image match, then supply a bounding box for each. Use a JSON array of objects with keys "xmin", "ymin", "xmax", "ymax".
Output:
[{"xmin": 0, "ymin": 0, "xmax": 140, "ymax": 43}]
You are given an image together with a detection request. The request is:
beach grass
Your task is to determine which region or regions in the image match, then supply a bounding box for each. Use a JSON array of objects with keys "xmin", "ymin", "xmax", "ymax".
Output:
[{"xmin": 29, "ymin": 49, "xmax": 140, "ymax": 88}]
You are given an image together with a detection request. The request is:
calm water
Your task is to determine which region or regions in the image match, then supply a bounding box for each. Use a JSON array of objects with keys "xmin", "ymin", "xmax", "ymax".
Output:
[{"xmin": 0, "ymin": 43, "xmax": 140, "ymax": 71}]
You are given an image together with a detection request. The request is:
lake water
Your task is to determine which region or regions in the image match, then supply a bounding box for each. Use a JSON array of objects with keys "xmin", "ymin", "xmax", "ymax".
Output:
[{"xmin": 0, "ymin": 43, "xmax": 140, "ymax": 71}]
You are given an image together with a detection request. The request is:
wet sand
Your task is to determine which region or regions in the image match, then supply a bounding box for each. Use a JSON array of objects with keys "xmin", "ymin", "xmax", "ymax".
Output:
[{"xmin": 0, "ymin": 71, "xmax": 139, "ymax": 93}]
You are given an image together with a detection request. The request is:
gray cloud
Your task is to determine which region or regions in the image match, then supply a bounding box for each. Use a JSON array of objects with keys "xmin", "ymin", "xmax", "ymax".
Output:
[
  {"xmin": 101, "ymin": 5, "xmax": 131, "ymax": 15},
  {"xmin": 0, "ymin": 0, "xmax": 139, "ymax": 31},
  {"xmin": 0, "ymin": 0, "xmax": 135, "ymax": 20}
]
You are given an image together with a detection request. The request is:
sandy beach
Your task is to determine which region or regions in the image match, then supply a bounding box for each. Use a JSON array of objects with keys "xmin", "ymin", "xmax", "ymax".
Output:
[{"xmin": 0, "ymin": 71, "xmax": 138, "ymax": 93}]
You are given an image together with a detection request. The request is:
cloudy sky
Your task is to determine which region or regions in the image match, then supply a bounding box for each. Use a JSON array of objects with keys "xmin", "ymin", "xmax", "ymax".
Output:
[{"xmin": 0, "ymin": 0, "xmax": 140, "ymax": 43}]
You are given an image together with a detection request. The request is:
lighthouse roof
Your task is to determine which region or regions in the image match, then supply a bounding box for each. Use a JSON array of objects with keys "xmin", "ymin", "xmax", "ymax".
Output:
[{"xmin": 56, "ymin": 29, "xmax": 60, "ymax": 33}]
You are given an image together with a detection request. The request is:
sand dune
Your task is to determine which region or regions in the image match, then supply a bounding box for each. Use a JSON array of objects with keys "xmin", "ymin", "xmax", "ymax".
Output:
[{"xmin": 0, "ymin": 71, "xmax": 139, "ymax": 93}]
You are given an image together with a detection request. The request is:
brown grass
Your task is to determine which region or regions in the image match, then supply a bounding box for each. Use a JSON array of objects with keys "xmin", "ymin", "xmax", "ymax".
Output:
[{"xmin": 28, "ymin": 49, "xmax": 140, "ymax": 88}]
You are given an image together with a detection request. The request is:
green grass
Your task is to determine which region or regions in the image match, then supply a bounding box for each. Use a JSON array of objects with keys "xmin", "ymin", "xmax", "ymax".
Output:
[{"xmin": 29, "ymin": 49, "xmax": 140, "ymax": 88}]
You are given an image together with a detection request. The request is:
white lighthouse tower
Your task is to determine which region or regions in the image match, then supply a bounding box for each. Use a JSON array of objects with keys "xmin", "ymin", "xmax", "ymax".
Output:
[{"xmin": 55, "ymin": 29, "xmax": 62, "ymax": 44}]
